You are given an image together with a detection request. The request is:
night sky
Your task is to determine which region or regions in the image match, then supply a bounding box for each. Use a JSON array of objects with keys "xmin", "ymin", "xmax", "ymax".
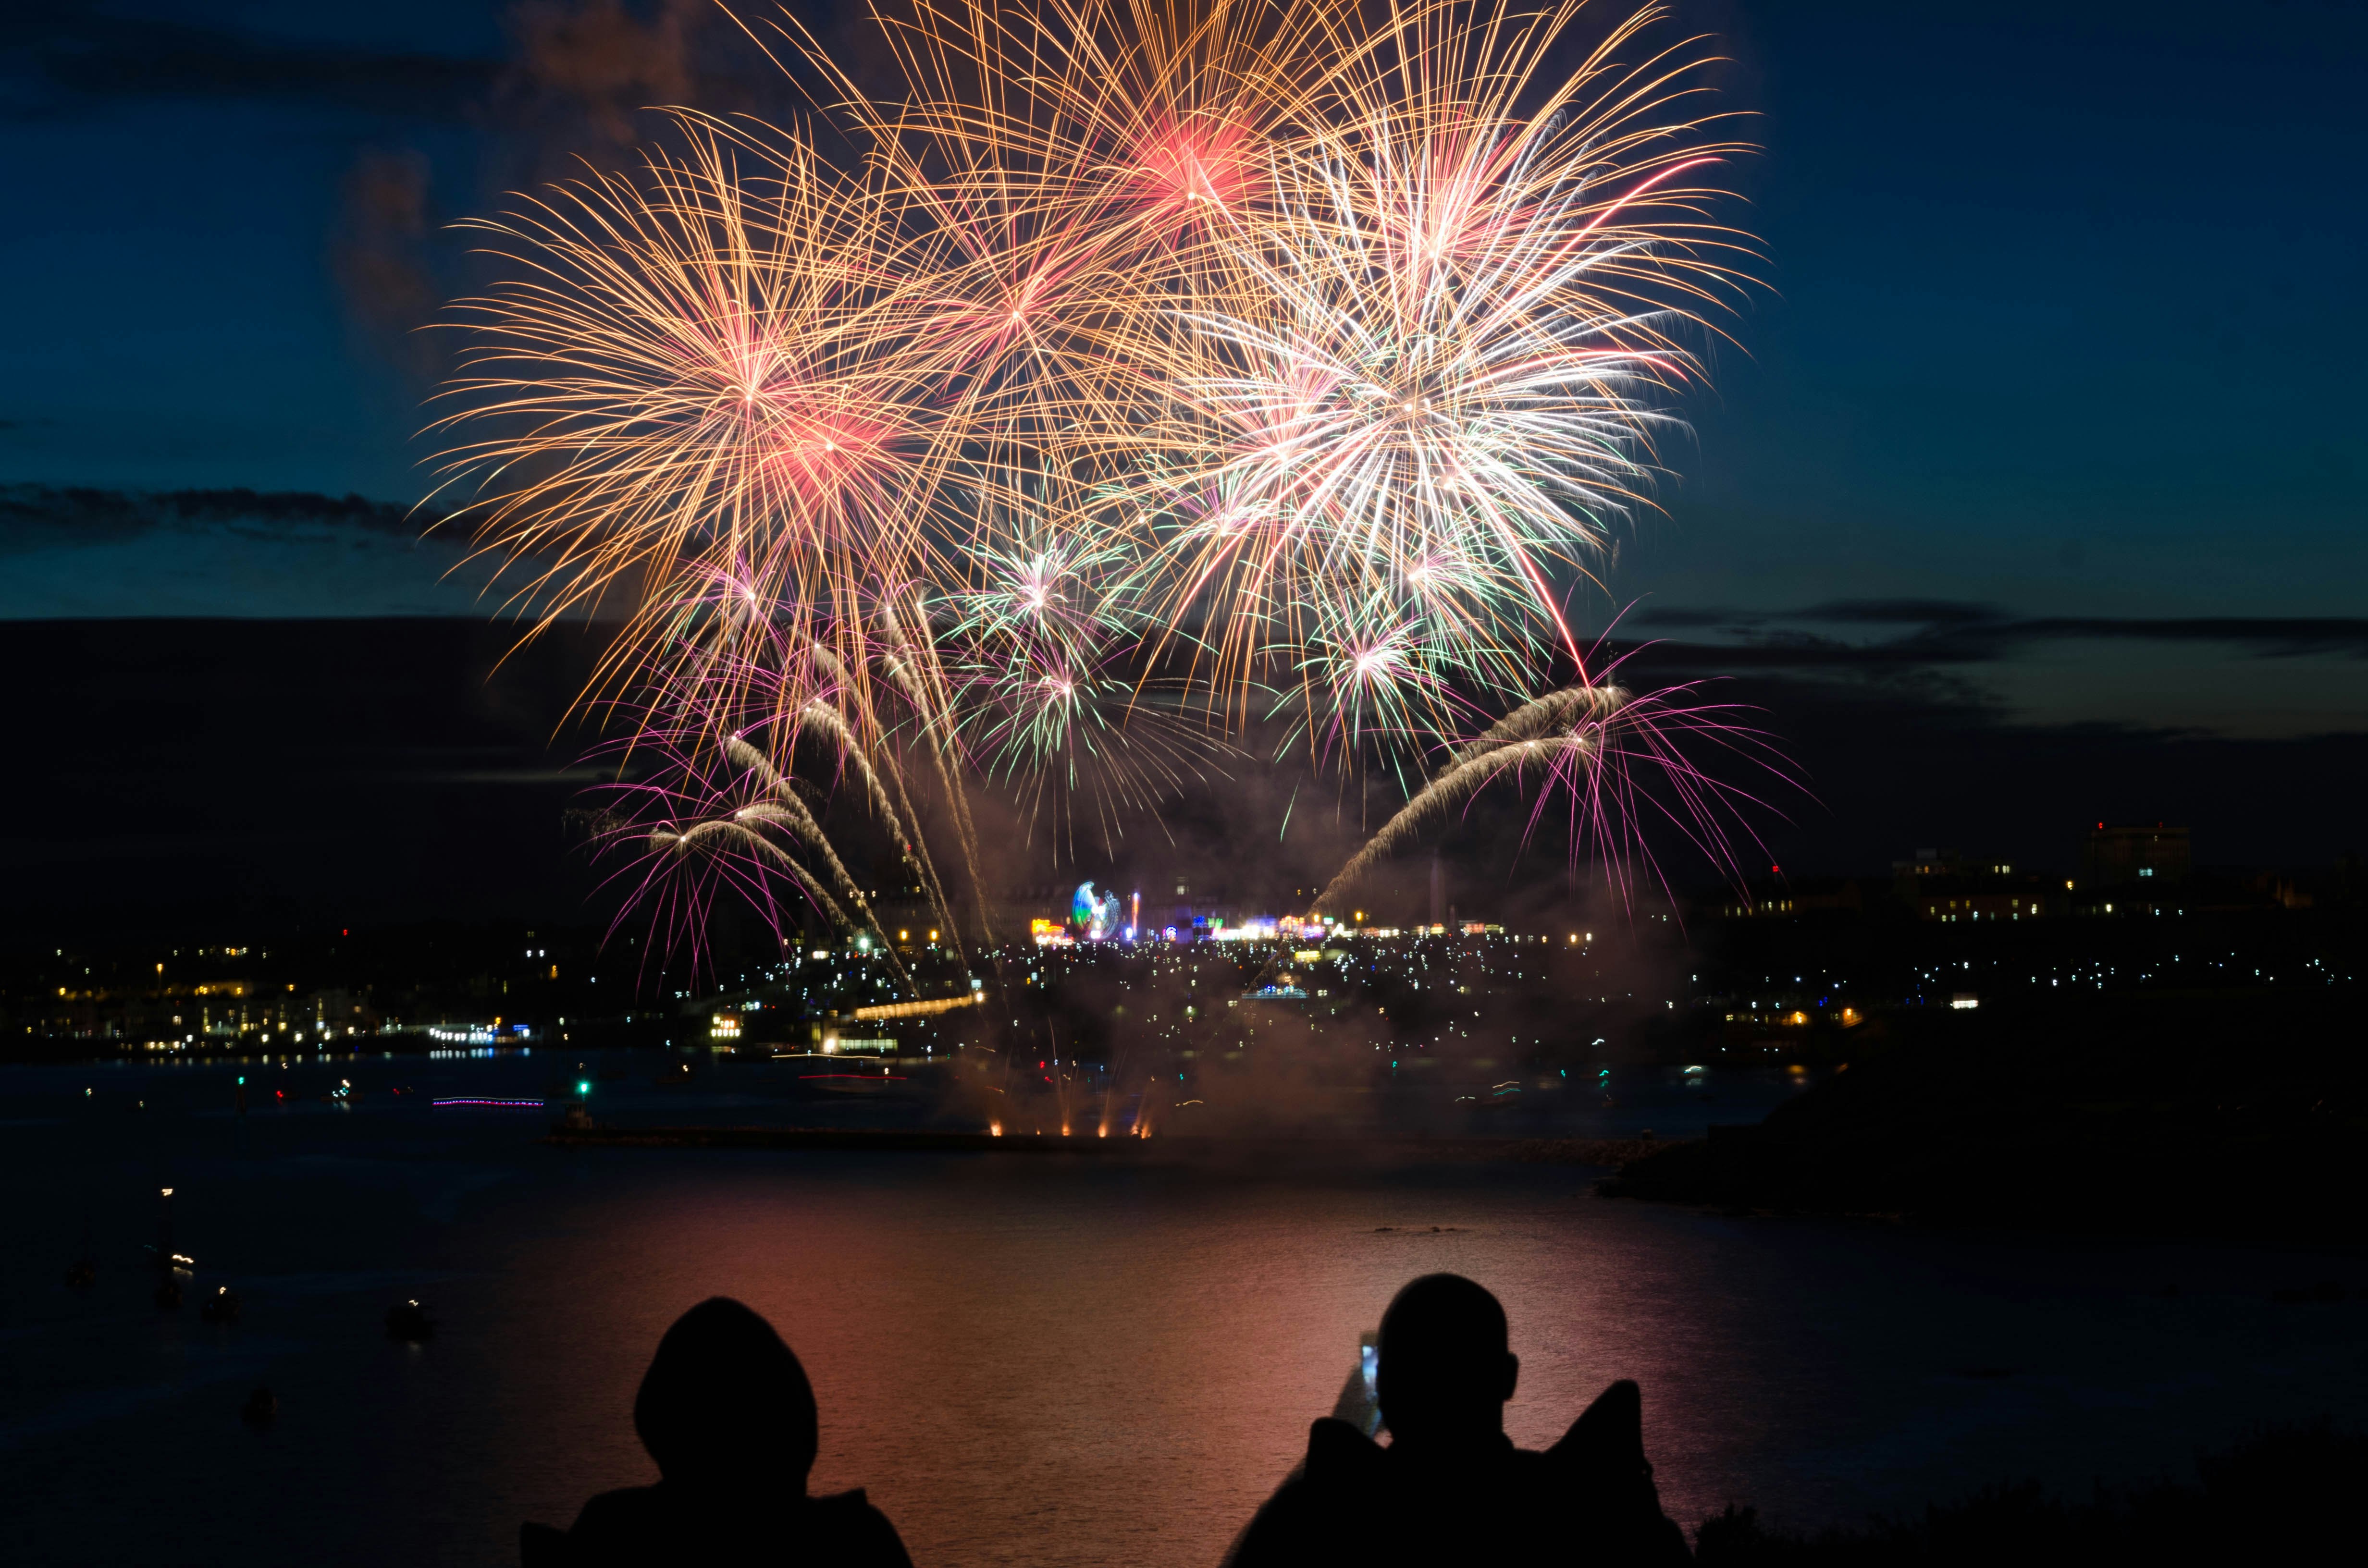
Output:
[{"xmin": 3, "ymin": 0, "xmax": 2363, "ymax": 936}]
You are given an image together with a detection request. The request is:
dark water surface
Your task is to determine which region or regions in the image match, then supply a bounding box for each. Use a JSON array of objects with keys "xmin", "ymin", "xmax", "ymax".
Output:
[{"xmin": 6, "ymin": 1054, "xmax": 2365, "ymax": 1567}]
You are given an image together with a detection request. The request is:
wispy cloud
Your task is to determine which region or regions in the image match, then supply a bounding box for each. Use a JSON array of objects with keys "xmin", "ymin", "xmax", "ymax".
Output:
[
  {"xmin": 3, "ymin": 3, "xmax": 495, "ymax": 121},
  {"xmin": 0, "ymin": 484, "xmax": 491, "ymax": 617},
  {"xmin": 0, "ymin": 484, "xmax": 444, "ymax": 547},
  {"xmin": 1631, "ymin": 599, "xmax": 2368, "ymax": 663}
]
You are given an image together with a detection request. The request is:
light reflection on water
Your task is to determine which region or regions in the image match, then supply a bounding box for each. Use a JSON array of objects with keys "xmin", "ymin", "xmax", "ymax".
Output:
[
  {"xmin": 34, "ymin": 1044, "xmax": 1812, "ymax": 1140},
  {"xmin": 3, "ymin": 1056, "xmax": 2364, "ymax": 1568}
]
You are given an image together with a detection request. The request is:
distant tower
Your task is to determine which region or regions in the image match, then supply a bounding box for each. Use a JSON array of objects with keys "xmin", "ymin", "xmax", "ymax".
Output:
[{"xmin": 1429, "ymin": 852, "xmax": 1444, "ymax": 928}]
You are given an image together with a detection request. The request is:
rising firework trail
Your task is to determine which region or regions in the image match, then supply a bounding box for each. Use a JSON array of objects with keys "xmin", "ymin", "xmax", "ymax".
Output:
[{"xmin": 1309, "ymin": 662, "xmax": 1790, "ymax": 919}]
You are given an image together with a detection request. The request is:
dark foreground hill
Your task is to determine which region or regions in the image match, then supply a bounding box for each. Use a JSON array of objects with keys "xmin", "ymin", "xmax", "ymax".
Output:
[
  {"xmin": 1603, "ymin": 989, "xmax": 2368, "ymax": 1244},
  {"xmin": 1694, "ymin": 1422, "xmax": 2364, "ymax": 1565}
]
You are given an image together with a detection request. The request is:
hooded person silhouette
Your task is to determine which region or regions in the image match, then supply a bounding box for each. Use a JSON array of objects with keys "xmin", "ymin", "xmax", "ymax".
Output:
[
  {"xmin": 522, "ymin": 1297, "xmax": 912, "ymax": 1567},
  {"xmin": 1223, "ymin": 1274, "xmax": 1691, "ymax": 1566}
]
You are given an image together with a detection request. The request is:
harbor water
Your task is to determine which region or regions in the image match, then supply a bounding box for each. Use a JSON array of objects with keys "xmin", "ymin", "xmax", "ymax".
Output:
[{"xmin": 5, "ymin": 1051, "xmax": 2364, "ymax": 1566}]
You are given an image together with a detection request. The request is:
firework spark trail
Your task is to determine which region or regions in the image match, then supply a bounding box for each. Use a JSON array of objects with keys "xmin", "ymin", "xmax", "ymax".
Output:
[
  {"xmin": 941, "ymin": 511, "xmax": 1225, "ymax": 854},
  {"xmin": 611, "ymin": 577, "xmax": 985, "ymax": 967},
  {"xmin": 789, "ymin": 693, "xmax": 968, "ymax": 963},
  {"xmin": 784, "ymin": 687, "xmax": 947, "ymax": 907},
  {"xmin": 1329, "ymin": 2, "xmax": 1756, "ymax": 404},
  {"xmin": 785, "ymin": 640, "xmax": 956, "ymax": 930},
  {"xmin": 790, "ymin": 699, "xmax": 905, "ymax": 838},
  {"xmin": 653, "ymin": 818, "xmax": 853, "ymax": 931},
  {"xmin": 1094, "ymin": 0, "xmax": 1753, "ymax": 743},
  {"xmin": 871, "ymin": 714, "xmax": 972, "ymax": 966},
  {"xmin": 609, "ymin": 748, "xmax": 918, "ymax": 994},
  {"xmin": 720, "ymin": 733, "xmax": 900, "ymax": 933},
  {"xmin": 1308, "ymin": 674, "xmax": 1785, "ymax": 918},
  {"xmin": 1131, "ymin": 127, "xmax": 1722, "ymax": 718},
  {"xmin": 435, "ymin": 0, "xmax": 1770, "ymax": 972},
  {"xmin": 869, "ymin": 595, "xmax": 1008, "ymax": 944},
  {"xmin": 582, "ymin": 765, "xmax": 858, "ymax": 983},
  {"xmin": 1313, "ymin": 735, "xmax": 1581, "ymax": 916},
  {"xmin": 427, "ymin": 115, "xmax": 970, "ymax": 726},
  {"xmin": 792, "ymin": 0, "xmax": 1359, "ymax": 414},
  {"xmin": 956, "ymin": 654, "xmax": 1223, "ymax": 856},
  {"xmin": 603, "ymin": 817, "xmax": 786, "ymax": 980},
  {"xmin": 675, "ymin": 817, "xmax": 911, "ymax": 992},
  {"xmin": 1443, "ymin": 681, "xmax": 1624, "ymax": 766}
]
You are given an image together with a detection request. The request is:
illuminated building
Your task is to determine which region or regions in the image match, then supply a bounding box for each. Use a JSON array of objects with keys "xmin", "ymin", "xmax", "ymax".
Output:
[{"xmin": 2082, "ymin": 823, "xmax": 2192, "ymax": 887}]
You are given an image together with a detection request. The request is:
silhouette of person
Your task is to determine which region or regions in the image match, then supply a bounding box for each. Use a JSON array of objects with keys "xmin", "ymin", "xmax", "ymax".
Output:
[
  {"xmin": 1224, "ymin": 1274, "xmax": 1690, "ymax": 1566},
  {"xmin": 522, "ymin": 1297, "xmax": 912, "ymax": 1567}
]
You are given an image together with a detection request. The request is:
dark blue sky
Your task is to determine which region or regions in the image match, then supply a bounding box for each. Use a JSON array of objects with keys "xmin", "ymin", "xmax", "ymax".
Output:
[
  {"xmin": 0, "ymin": 0, "xmax": 2361, "ymax": 912},
  {"xmin": 7, "ymin": 3, "xmax": 2363, "ymax": 602}
]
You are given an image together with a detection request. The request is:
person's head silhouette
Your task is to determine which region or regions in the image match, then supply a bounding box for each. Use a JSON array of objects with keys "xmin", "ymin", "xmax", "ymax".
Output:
[
  {"xmin": 633, "ymin": 1297, "xmax": 819, "ymax": 1493},
  {"xmin": 1374, "ymin": 1274, "xmax": 1517, "ymax": 1452}
]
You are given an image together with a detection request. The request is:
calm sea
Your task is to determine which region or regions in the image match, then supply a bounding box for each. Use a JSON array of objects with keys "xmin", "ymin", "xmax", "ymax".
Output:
[{"xmin": 5, "ymin": 1052, "xmax": 2363, "ymax": 1567}]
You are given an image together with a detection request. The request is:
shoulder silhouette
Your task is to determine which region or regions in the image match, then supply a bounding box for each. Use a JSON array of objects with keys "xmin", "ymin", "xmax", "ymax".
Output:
[
  {"xmin": 1225, "ymin": 1273, "xmax": 1690, "ymax": 1567},
  {"xmin": 522, "ymin": 1297, "xmax": 912, "ymax": 1568}
]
